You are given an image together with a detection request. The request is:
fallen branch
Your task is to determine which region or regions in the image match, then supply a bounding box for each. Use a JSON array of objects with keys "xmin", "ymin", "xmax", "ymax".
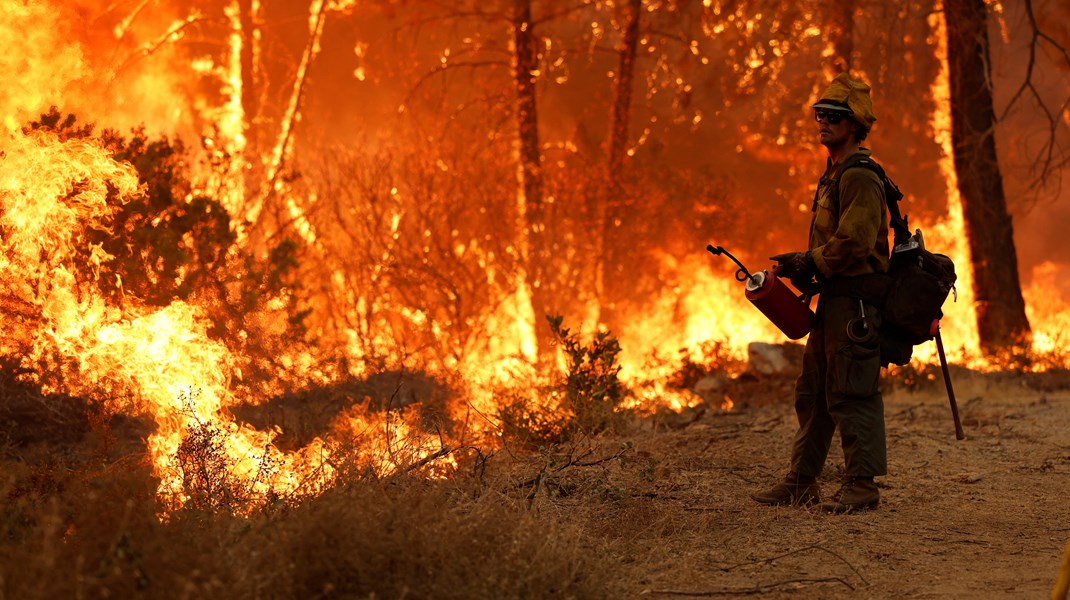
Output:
[
  {"xmin": 716, "ymin": 542, "xmax": 868, "ymax": 586},
  {"xmin": 666, "ymin": 404, "xmax": 708, "ymax": 429},
  {"xmin": 514, "ymin": 443, "xmax": 631, "ymax": 489},
  {"xmin": 401, "ymin": 445, "xmax": 452, "ymax": 474},
  {"xmin": 652, "ymin": 576, "xmax": 855, "ymax": 596}
]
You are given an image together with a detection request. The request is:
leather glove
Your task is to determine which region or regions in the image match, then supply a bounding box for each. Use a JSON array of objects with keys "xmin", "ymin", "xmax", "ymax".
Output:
[
  {"xmin": 793, "ymin": 277, "xmax": 821, "ymax": 299},
  {"xmin": 770, "ymin": 251, "xmax": 818, "ymax": 294},
  {"xmin": 770, "ymin": 251, "xmax": 816, "ymax": 280}
]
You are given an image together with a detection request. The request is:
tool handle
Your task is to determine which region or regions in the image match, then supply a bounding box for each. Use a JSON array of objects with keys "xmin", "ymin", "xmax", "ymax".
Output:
[{"xmin": 934, "ymin": 326, "xmax": 965, "ymax": 440}]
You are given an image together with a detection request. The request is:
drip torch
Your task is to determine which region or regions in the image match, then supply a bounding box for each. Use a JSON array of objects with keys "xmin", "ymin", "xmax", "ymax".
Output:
[{"xmin": 706, "ymin": 244, "xmax": 815, "ymax": 340}]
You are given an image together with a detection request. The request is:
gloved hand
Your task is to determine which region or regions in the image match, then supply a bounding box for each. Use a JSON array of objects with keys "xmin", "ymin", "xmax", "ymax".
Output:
[
  {"xmin": 793, "ymin": 277, "xmax": 821, "ymax": 299},
  {"xmin": 770, "ymin": 251, "xmax": 817, "ymax": 293}
]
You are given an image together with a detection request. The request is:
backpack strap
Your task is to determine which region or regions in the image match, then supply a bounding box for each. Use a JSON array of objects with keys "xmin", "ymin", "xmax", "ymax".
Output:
[{"xmin": 831, "ymin": 154, "xmax": 912, "ymax": 245}]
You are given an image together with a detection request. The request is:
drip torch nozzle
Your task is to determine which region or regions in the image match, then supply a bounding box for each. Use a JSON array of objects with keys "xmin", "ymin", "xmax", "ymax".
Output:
[{"xmin": 706, "ymin": 244, "xmax": 757, "ymax": 284}]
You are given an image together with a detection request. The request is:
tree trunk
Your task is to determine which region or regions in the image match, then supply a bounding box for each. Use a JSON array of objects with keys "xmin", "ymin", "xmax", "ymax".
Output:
[
  {"xmin": 944, "ymin": 0, "xmax": 1031, "ymax": 354},
  {"xmin": 825, "ymin": 0, "xmax": 855, "ymax": 74},
  {"xmin": 598, "ymin": 0, "xmax": 641, "ymax": 332},
  {"xmin": 237, "ymin": 0, "xmax": 261, "ymax": 155},
  {"xmin": 607, "ymin": 0, "xmax": 641, "ymax": 180},
  {"xmin": 512, "ymin": 0, "xmax": 554, "ymax": 361}
]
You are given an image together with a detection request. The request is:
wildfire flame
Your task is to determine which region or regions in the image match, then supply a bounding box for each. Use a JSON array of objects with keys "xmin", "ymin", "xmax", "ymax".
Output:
[{"xmin": 2, "ymin": 0, "xmax": 1068, "ymax": 513}]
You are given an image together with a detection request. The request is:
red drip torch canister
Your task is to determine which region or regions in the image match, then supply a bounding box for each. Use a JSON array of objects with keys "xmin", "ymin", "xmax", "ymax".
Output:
[{"xmin": 744, "ymin": 266, "xmax": 816, "ymax": 340}]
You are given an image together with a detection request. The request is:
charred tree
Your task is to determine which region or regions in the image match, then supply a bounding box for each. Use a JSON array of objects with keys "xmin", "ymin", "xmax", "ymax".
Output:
[
  {"xmin": 599, "ymin": 0, "xmax": 642, "ymax": 331},
  {"xmin": 944, "ymin": 0, "xmax": 1031, "ymax": 354},
  {"xmin": 512, "ymin": 0, "xmax": 554, "ymax": 361}
]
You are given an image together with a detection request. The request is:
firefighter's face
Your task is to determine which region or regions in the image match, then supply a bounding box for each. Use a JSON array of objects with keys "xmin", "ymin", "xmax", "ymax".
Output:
[{"xmin": 816, "ymin": 110, "xmax": 857, "ymax": 148}]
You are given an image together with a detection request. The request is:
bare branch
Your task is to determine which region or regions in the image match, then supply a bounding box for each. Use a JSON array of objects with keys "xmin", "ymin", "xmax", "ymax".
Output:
[
  {"xmin": 110, "ymin": 0, "xmax": 153, "ymax": 44},
  {"xmin": 114, "ymin": 13, "xmax": 225, "ymax": 76},
  {"xmin": 714, "ymin": 541, "xmax": 869, "ymax": 586},
  {"xmin": 403, "ymin": 59, "xmax": 513, "ymax": 109},
  {"xmin": 998, "ymin": 0, "xmax": 1070, "ymax": 190},
  {"xmin": 400, "ymin": 444, "xmax": 452, "ymax": 474},
  {"xmin": 420, "ymin": 1, "xmax": 511, "ymax": 25}
]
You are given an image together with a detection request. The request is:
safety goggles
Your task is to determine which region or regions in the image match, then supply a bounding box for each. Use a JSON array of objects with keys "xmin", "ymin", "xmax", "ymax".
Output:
[{"xmin": 814, "ymin": 109, "xmax": 849, "ymax": 124}]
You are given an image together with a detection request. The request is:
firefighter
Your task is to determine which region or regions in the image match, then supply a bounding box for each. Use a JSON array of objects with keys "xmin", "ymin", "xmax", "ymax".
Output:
[{"xmin": 752, "ymin": 72, "xmax": 890, "ymax": 513}]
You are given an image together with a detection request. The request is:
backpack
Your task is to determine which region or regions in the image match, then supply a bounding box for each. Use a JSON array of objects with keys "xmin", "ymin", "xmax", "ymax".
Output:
[{"xmin": 829, "ymin": 154, "xmax": 957, "ymax": 366}]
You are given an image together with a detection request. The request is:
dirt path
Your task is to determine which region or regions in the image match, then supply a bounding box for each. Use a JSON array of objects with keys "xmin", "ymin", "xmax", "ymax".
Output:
[{"xmin": 604, "ymin": 372, "xmax": 1070, "ymax": 598}]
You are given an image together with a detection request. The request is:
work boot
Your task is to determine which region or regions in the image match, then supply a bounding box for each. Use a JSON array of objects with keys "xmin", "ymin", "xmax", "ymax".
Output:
[
  {"xmin": 751, "ymin": 472, "xmax": 820, "ymax": 506},
  {"xmin": 819, "ymin": 477, "xmax": 880, "ymax": 514}
]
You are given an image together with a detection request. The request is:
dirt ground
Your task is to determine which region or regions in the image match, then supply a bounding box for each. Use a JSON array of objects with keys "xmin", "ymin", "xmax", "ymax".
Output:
[{"xmin": 606, "ymin": 370, "xmax": 1070, "ymax": 598}]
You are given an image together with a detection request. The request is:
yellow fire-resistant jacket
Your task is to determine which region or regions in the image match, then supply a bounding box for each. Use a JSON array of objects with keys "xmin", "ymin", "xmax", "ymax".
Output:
[{"xmin": 809, "ymin": 149, "xmax": 890, "ymax": 279}]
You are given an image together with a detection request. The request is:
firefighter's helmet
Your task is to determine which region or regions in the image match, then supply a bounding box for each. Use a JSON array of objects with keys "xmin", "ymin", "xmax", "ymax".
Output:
[{"xmin": 812, "ymin": 72, "xmax": 877, "ymax": 131}]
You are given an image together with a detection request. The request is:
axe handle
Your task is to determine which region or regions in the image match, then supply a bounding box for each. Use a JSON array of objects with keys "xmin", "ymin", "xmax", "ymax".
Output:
[{"xmin": 935, "ymin": 328, "xmax": 965, "ymax": 440}]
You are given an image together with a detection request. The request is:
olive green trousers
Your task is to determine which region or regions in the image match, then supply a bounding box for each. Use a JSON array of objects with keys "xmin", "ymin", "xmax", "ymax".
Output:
[{"xmin": 789, "ymin": 293, "xmax": 887, "ymax": 478}]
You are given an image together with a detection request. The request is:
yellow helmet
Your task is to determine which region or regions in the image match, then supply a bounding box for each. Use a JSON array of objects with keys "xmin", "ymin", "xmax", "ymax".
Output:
[{"xmin": 812, "ymin": 72, "xmax": 876, "ymax": 131}]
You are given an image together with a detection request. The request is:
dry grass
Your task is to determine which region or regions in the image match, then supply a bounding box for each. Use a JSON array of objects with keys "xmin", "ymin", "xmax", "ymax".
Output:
[
  {"xmin": 0, "ymin": 324, "xmax": 641, "ymax": 599},
  {"xmin": 0, "ymin": 443, "xmax": 628, "ymax": 599}
]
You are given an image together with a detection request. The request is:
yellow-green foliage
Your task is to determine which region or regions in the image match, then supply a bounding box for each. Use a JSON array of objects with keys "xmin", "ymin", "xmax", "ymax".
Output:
[{"xmin": 497, "ymin": 316, "xmax": 627, "ymax": 448}]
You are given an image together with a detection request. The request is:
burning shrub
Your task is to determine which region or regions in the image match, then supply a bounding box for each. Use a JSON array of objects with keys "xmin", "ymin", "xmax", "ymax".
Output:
[
  {"xmin": 497, "ymin": 390, "xmax": 569, "ymax": 449},
  {"xmin": 171, "ymin": 389, "xmax": 281, "ymax": 514},
  {"xmin": 666, "ymin": 339, "xmax": 747, "ymax": 390},
  {"xmin": 18, "ymin": 108, "xmax": 315, "ymax": 399},
  {"xmin": 305, "ymin": 140, "xmax": 524, "ymax": 370},
  {"xmin": 24, "ymin": 108, "xmax": 234, "ymax": 308}
]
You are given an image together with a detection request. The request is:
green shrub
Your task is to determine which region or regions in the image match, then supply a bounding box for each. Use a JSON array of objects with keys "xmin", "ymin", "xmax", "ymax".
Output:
[
  {"xmin": 495, "ymin": 316, "xmax": 627, "ymax": 447},
  {"xmin": 547, "ymin": 315, "xmax": 626, "ymax": 436}
]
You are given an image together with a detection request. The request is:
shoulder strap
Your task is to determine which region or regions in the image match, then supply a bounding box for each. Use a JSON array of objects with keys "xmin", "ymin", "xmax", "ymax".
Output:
[{"xmin": 832, "ymin": 154, "xmax": 911, "ymax": 245}]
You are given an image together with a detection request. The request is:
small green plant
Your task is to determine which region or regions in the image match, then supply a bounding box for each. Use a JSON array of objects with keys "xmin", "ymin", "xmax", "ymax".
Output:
[
  {"xmin": 495, "ymin": 316, "xmax": 627, "ymax": 447},
  {"xmin": 547, "ymin": 314, "xmax": 625, "ymax": 435}
]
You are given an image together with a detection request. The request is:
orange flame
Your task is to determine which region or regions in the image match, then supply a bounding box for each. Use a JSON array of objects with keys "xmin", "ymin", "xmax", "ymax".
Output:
[
  {"xmin": 1, "ymin": 128, "xmax": 452, "ymax": 511},
  {"xmin": 4, "ymin": 0, "xmax": 1069, "ymax": 516}
]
